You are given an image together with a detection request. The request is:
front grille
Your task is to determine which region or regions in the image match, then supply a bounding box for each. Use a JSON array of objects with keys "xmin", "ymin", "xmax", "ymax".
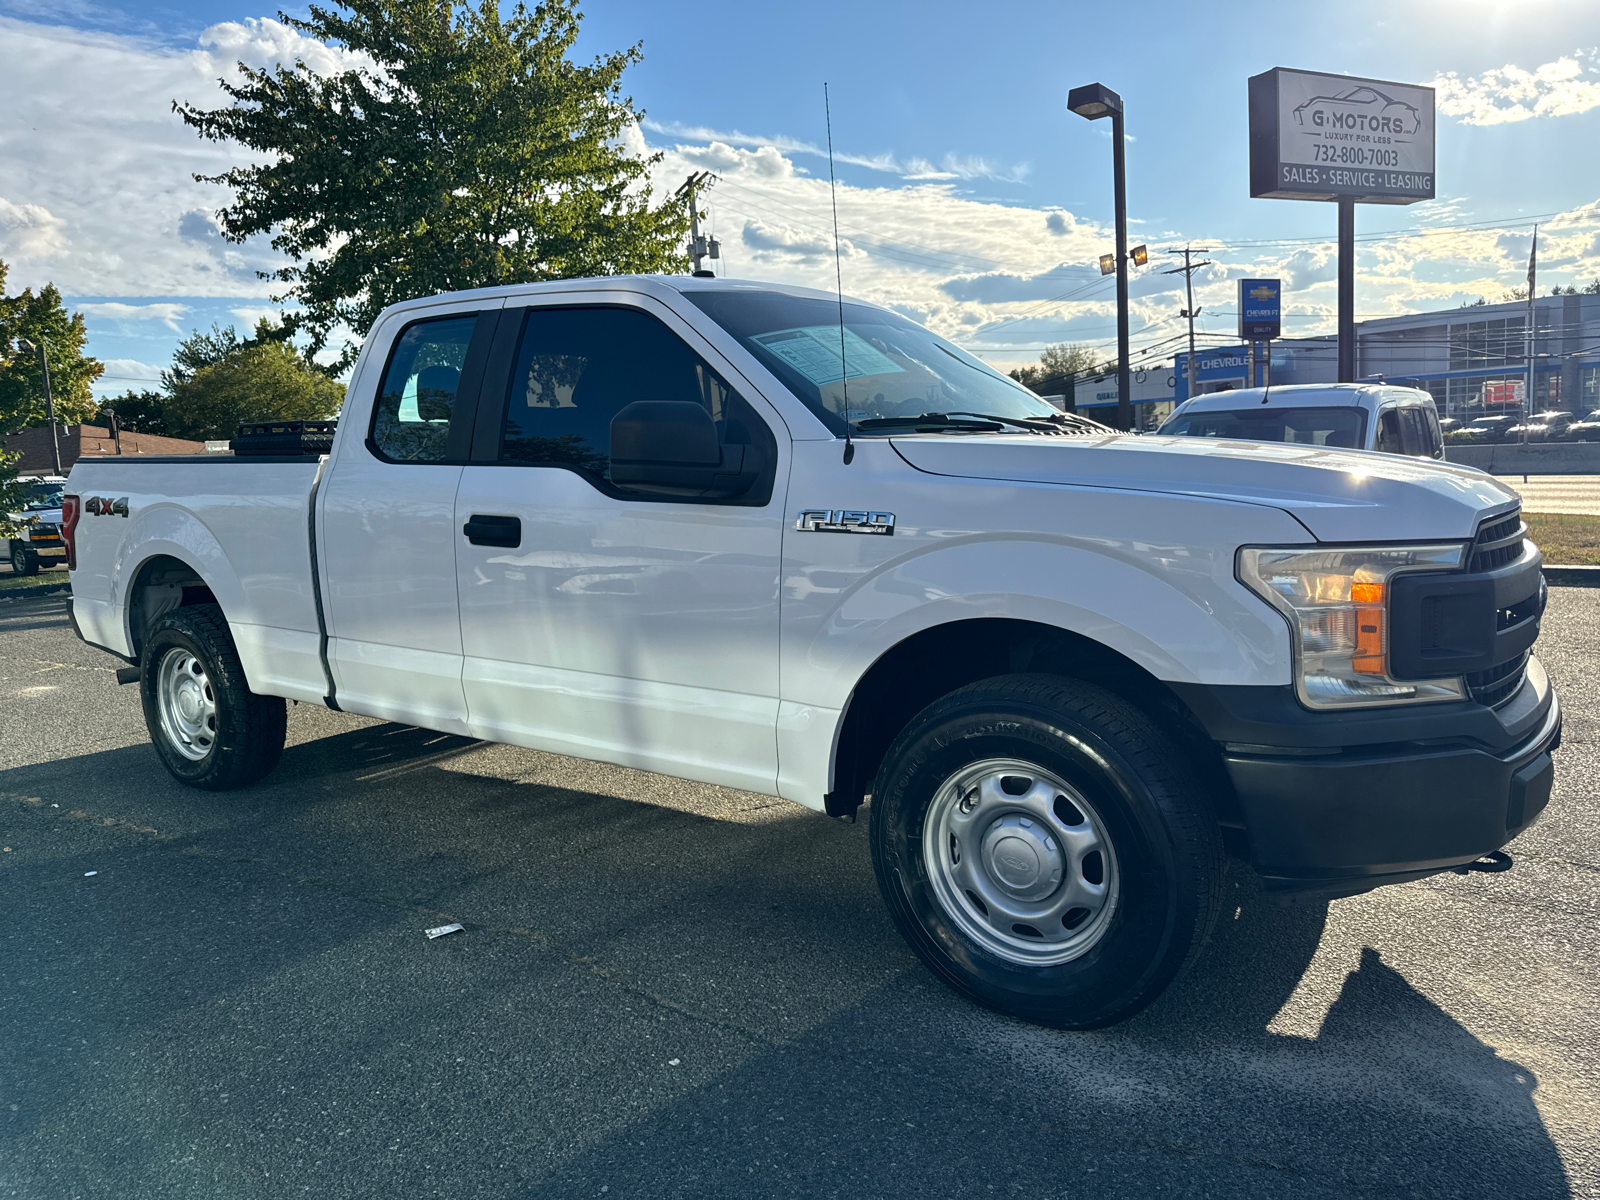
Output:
[
  {"xmin": 1469, "ymin": 508, "xmax": 1525, "ymax": 573},
  {"xmin": 1467, "ymin": 650, "xmax": 1529, "ymax": 708}
]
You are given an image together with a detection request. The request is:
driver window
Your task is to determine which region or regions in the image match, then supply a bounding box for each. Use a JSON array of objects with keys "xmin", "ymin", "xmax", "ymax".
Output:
[{"xmin": 494, "ymin": 306, "xmax": 775, "ymax": 500}]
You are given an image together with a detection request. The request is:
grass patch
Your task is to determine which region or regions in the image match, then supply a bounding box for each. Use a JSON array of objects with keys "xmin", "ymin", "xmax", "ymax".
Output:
[
  {"xmin": 0, "ymin": 565, "xmax": 69, "ymax": 590},
  {"xmin": 1524, "ymin": 512, "xmax": 1600, "ymax": 566}
]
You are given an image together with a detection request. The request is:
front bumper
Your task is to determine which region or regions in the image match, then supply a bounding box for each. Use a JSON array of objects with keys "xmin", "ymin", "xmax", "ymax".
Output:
[{"xmin": 1171, "ymin": 660, "xmax": 1559, "ymax": 899}]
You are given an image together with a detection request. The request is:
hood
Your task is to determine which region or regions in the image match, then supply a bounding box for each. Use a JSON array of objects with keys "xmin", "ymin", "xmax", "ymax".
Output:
[{"xmin": 889, "ymin": 433, "xmax": 1519, "ymax": 543}]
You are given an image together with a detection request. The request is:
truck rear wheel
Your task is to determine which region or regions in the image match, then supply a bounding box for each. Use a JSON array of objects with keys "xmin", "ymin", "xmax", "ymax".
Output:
[
  {"xmin": 139, "ymin": 603, "xmax": 287, "ymax": 790},
  {"xmin": 869, "ymin": 674, "xmax": 1223, "ymax": 1029}
]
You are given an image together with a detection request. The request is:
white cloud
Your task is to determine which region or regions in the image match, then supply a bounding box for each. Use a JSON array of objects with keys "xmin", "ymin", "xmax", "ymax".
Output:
[
  {"xmin": 77, "ymin": 301, "xmax": 188, "ymax": 330},
  {"xmin": 230, "ymin": 306, "xmax": 285, "ymax": 330},
  {"xmin": 1430, "ymin": 54, "xmax": 1600, "ymax": 126},
  {"xmin": 0, "ymin": 15, "xmax": 366, "ymax": 298},
  {"xmin": 0, "ymin": 197, "xmax": 68, "ymax": 257},
  {"xmin": 643, "ymin": 118, "xmax": 1029, "ymax": 183},
  {"xmin": 94, "ymin": 358, "xmax": 164, "ymax": 395}
]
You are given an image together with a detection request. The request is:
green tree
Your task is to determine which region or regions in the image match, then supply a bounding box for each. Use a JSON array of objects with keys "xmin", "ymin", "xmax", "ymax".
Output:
[
  {"xmin": 161, "ymin": 323, "xmax": 246, "ymax": 393},
  {"xmin": 164, "ymin": 341, "xmax": 345, "ymax": 441},
  {"xmin": 175, "ymin": 0, "xmax": 691, "ymax": 369},
  {"xmin": 1009, "ymin": 343, "xmax": 1098, "ymax": 390},
  {"xmin": 101, "ymin": 390, "xmax": 170, "ymax": 435},
  {"xmin": 1, "ymin": 259, "xmax": 104, "ymax": 433}
]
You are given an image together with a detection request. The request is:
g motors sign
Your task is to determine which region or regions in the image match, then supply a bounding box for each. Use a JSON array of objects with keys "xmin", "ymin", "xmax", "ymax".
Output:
[{"xmin": 1249, "ymin": 68, "xmax": 1434, "ymax": 204}]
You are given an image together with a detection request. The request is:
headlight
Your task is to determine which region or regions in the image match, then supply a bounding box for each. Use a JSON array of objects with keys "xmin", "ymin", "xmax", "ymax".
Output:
[{"xmin": 1238, "ymin": 543, "xmax": 1469, "ymax": 709}]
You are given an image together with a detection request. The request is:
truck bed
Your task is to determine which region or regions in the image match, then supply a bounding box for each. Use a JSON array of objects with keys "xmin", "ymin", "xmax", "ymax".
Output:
[{"xmin": 67, "ymin": 456, "xmax": 331, "ymax": 703}]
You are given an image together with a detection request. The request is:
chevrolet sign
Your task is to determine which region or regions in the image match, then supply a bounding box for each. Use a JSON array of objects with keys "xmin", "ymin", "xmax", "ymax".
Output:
[
  {"xmin": 1238, "ymin": 279, "xmax": 1282, "ymax": 340},
  {"xmin": 1249, "ymin": 68, "xmax": 1434, "ymax": 204}
]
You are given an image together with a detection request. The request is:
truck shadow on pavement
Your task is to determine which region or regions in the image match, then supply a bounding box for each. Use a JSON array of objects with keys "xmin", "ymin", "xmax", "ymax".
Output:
[{"xmin": 0, "ymin": 716, "xmax": 1570, "ymax": 1200}]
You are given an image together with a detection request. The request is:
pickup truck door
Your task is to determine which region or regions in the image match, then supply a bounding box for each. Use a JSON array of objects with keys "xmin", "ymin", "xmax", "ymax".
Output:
[
  {"xmin": 452, "ymin": 299, "xmax": 786, "ymax": 793},
  {"xmin": 318, "ymin": 299, "xmax": 503, "ymax": 733}
]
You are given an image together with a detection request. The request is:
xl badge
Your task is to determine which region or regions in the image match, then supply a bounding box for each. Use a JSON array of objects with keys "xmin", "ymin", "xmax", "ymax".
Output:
[{"xmin": 795, "ymin": 509, "xmax": 895, "ymax": 536}]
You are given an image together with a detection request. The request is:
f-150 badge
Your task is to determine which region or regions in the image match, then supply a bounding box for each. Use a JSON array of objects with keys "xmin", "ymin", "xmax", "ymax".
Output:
[{"xmin": 795, "ymin": 509, "xmax": 895, "ymax": 535}]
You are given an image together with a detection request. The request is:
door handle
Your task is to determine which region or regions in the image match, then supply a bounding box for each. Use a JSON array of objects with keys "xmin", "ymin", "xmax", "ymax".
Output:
[{"xmin": 463, "ymin": 514, "xmax": 521, "ymax": 548}]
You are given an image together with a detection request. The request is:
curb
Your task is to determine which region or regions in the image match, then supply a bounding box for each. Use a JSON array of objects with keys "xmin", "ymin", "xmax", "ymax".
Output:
[
  {"xmin": 0, "ymin": 581, "xmax": 71, "ymax": 601},
  {"xmin": 1544, "ymin": 565, "xmax": 1600, "ymax": 588}
]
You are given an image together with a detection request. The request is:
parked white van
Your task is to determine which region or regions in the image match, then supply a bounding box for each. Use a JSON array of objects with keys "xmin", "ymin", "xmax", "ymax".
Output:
[{"xmin": 1157, "ymin": 384, "xmax": 1445, "ymax": 459}]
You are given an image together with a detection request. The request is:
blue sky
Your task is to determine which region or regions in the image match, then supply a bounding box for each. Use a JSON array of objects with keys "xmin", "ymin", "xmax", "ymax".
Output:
[{"xmin": 2, "ymin": 0, "xmax": 1599, "ymax": 393}]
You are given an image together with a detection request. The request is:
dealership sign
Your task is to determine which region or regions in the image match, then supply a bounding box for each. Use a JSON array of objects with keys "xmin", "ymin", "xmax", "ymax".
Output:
[
  {"xmin": 1238, "ymin": 279, "xmax": 1282, "ymax": 340},
  {"xmin": 1249, "ymin": 68, "xmax": 1434, "ymax": 204}
]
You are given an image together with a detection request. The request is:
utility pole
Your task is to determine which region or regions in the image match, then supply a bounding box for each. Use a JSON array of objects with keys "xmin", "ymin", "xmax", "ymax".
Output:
[
  {"xmin": 1162, "ymin": 247, "xmax": 1212, "ymax": 402},
  {"xmin": 17, "ymin": 337, "xmax": 62, "ymax": 476},
  {"xmin": 675, "ymin": 172, "xmax": 721, "ymax": 277}
]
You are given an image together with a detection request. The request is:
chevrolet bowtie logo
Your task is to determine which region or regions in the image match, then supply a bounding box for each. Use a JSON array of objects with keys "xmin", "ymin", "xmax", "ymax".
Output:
[{"xmin": 1249, "ymin": 285, "xmax": 1277, "ymax": 301}]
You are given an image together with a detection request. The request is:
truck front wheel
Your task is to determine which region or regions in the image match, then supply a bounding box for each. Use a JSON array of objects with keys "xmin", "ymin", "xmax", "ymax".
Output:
[
  {"xmin": 869, "ymin": 674, "xmax": 1223, "ymax": 1029},
  {"xmin": 139, "ymin": 603, "xmax": 287, "ymax": 790},
  {"xmin": 10, "ymin": 543, "xmax": 39, "ymax": 576}
]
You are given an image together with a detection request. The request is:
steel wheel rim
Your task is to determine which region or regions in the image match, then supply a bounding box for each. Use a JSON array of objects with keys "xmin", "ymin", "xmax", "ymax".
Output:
[
  {"xmin": 155, "ymin": 648, "xmax": 217, "ymax": 762},
  {"xmin": 922, "ymin": 757, "xmax": 1119, "ymax": 966}
]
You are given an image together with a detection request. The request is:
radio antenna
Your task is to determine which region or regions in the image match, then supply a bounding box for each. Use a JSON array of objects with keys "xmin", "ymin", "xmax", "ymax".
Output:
[{"xmin": 825, "ymin": 83, "xmax": 855, "ymax": 465}]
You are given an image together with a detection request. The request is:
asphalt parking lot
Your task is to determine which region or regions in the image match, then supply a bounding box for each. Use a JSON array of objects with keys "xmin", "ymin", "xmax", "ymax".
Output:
[{"xmin": 2, "ymin": 591, "xmax": 1597, "ymax": 1199}]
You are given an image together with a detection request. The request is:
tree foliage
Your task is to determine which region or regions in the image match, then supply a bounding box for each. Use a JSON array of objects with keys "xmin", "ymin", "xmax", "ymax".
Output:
[
  {"xmin": 0, "ymin": 259, "xmax": 104, "ymax": 434},
  {"xmin": 1009, "ymin": 343, "xmax": 1099, "ymax": 390},
  {"xmin": 175, "ymin": 0, "xmax": 692, "ymax": 368},
  {"xmin": 100, "ymin": 389, "xmax": 170, "ymax": 435},
  {"xmin": 164, "ymin": 341, "xmax": 346, "ymax": 441},
  {"xmin": 161, "ymin": 323, "xmax": 247, "ymax": 393}
]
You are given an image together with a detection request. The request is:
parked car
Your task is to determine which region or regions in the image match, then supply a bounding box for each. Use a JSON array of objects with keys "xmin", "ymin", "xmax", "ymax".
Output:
[
  {"xmin": 1437, "ymin": 416, "xmax": 1462, "ymax": 435},
  {"xmin": 1156, "ymin": 383, "xmax": 1444, "ymax": 459},
  {"xmin": 5, "ymin": 475, "xmax": 68, "ymax": 576},
  {"xmin": 1567, "ymin": 415, "xmax": 1600, "ymax": 441},
  {"xmin": 1506, "ymin": 411, "xmax": 1577, "ymax": 442},
  {"xmin": 1461, "ymin": 414, "xmax": 1522, "ymax": 444},
  {"xmin": 62, "ymin": 276, "xmax": 1557, "ymax": 1030}
]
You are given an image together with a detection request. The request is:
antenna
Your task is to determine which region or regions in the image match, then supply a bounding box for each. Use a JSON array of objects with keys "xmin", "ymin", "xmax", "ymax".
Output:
[{"xmin": 825, "ymin": 83, "xmax": 854, "ymax": 465}]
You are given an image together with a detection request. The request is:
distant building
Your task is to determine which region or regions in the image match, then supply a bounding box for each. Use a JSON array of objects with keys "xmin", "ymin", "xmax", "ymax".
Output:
[
  {"xmin": 1176, "ymin": 293, "xmax": 1600, "ymax": 417},
  {"xmin": 3, "ymin": 424, "xmax": 209, "ymax": 476}
]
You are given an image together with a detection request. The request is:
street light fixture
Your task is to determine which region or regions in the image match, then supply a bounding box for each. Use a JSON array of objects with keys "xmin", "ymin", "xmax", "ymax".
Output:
[
  {"xmin": 1068, "ymin": 82, "xmax": 1132, "ymax": 432},
  {"xmin": 16, "ymin": 337, "xmax": 62, "ymax": 476}
]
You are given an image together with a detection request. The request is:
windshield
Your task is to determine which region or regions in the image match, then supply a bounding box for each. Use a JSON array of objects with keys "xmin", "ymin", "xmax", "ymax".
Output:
[
  {"xmin": 685, "ymin": 290, "xmax": 1057, "ymax": 435},
  {"xmin": 1157, "ymin": 406, "xmax": 1367, "ymax": 448},
  {"xmin": 22, "ymin": 482, "xmax": 64, "ymax": 511}
]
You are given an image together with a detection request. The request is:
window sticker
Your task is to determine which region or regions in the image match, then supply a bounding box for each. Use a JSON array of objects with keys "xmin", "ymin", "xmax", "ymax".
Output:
[{"xmin": 752, "ymin": 326, "xmax": 903, "ymax": 386}]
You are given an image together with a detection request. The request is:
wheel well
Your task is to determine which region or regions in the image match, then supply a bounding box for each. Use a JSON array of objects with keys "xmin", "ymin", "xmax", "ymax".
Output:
[
  {"xmin": 824, "ymin": 618, "xmax": 1237, "ymax": 825},
  {"xmin": 127, "ymin": 554, "xmax": 219, "ymax": 660}
]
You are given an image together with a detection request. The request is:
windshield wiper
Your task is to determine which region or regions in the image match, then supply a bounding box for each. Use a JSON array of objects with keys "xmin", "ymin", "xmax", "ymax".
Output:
[
  {"xmin": 942, "ymin": 410, "xmax": 1114, "ymax": 436},
  {"xmin": 852, "ymin": 413, "xmax": 1005, "ymax": 433}
]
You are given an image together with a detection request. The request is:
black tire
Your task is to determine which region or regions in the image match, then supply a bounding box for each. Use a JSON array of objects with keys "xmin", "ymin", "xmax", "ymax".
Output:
[
  {"xmin": 139, "ymin": 603, "xmax": 287, "ymax": 790},
  {"xmin": 10, "ymin": 543, "xmax": 39, "ymax": 576},
  {"xmin": 869, "ymin": 673, "xmax": 1223, "ymax": 1029}
]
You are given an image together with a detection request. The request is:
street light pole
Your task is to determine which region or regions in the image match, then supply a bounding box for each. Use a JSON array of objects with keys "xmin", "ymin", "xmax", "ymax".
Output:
[
  {"xmin": 17, "ymin": 337, "xmax": 62, "ymax": 476},
  {"xmin": 1068, "ymin": 82, "xmax": 1132, "ymax": 431}
]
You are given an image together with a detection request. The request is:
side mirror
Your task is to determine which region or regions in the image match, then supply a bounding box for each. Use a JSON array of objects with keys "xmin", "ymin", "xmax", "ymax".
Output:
[{"xmin": 609, "ymin": 401, "xmax": 762, "ymax": 498}]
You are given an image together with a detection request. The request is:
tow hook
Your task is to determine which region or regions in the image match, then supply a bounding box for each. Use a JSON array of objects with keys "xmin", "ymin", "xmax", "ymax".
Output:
[{"xmin": 1452, "ymin": 850, "xmax": 1514, "ymax": 875}]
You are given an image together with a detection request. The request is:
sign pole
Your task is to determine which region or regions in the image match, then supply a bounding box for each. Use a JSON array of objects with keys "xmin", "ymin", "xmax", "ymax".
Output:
[{"xmin": 1337, "ymin": 197, "xmax": 1355, "ymax": 383}]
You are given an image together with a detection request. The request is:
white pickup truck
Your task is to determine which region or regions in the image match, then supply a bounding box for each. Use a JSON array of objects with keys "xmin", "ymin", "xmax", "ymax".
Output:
[{"xmin": 62, "ymin": 276, "xmax": 1558, "ymax": 1028}]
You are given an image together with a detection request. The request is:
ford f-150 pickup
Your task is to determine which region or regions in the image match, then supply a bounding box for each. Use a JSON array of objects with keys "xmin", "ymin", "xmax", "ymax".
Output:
[{"xmin": 61, "ymin": 275, "xmax": 1559, "ymax": 1028}]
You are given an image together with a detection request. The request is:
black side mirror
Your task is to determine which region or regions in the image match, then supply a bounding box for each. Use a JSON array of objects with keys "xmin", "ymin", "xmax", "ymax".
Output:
[{"xmin": 609, "ymin": 401, "xmax": 762, "ymax": 498}]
